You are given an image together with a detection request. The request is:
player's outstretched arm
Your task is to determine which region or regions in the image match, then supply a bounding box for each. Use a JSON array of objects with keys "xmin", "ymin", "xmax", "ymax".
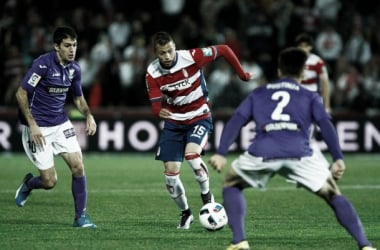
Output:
[{"xmin": 215, "ymin": 45, "xmax": 253, "ymax": 81}]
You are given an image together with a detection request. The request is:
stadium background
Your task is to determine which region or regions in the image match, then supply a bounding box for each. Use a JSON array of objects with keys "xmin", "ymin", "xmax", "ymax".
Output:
[{"xmin": 1, "ymin": 0, "xmax": 380, "ymax": 153}]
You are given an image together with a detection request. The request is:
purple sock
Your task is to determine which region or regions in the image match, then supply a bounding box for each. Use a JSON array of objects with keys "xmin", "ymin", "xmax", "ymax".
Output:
[
  {"xmin": 27, "ymin": 176, "xmax": 44, "ymax": 189},
  {"xmin": 330, "ymin": 195, "xmax": 371, "ymax": 248},
  {"xmin": 72, "ymin": 176, "xmax": 87, "ymax": 219},
  {"xmin": 223, "ymin": 186, "xmax": 246, "ymax": 244}
]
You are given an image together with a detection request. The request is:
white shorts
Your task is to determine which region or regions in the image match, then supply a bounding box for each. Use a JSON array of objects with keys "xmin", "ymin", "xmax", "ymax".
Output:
[
  {"xmin": 21, "ymin": 120, "xmax": 81, "ymax": 170},
  {"xmin": 232, "ymin": 150, "xmax": 331, "ymax": 192}
]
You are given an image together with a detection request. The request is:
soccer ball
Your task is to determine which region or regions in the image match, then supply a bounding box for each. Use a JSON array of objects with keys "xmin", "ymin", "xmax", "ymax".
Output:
[{"xmin": 199, "ymin": 202, "xmax": 228, "ymax": 231}]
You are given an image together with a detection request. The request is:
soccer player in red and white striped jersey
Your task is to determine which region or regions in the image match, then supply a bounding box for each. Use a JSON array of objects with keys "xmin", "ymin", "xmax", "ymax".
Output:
[
  {"xmin": 146, "ymin": 31, "xmax": 252, "ymax": 229},
  {"xmin": 296, "ymin": 33, "xmax": 331, "ymax": 112},
  {"xmin": 296, "ymin": 33, "xmax": 332, "ymax": 167}
]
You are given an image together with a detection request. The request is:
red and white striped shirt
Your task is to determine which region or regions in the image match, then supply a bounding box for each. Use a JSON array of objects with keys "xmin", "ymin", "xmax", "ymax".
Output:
[
  {"xmin": 301, "ymin": 53, "xmax": 327, "ymax": 92},
  {"xmin": 146, "ymin": 47, "xmax": 218, "ymax": 125}
]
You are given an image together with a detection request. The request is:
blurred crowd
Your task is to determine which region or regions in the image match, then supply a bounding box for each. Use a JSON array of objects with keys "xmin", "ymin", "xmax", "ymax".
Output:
[{"xmin": 1, "ymin": 0, "xmax": 380, "ymax": 114}]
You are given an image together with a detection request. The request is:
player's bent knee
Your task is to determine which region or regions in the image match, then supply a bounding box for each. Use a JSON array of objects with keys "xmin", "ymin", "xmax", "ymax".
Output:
[
  {"xmin": 42, "ymin": 178, "xmax": 57, "ymax": 189},
  {"xmin": 70, "ymin": 163, "xmax": 85, "ymax": 176},
  {"xmin": 164, "ymin": 162, "xmax": 181, "ymax": 173},
  {"xmin": 40, "ymin": 168, "xmax": 57, "ymax": 189}
]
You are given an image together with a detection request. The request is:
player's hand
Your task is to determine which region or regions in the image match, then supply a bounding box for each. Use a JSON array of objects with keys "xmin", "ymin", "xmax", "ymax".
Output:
[
  {"xmin": 208, "ymin": 154, "xmax": 227, "ymax": 173},
  {"xmin": 240, "ymin": 72, "xmax": 254, "ymax": 81},
  {"xmin": 86, "ymin": 114, "xmax": 97, "ymax": 136},
  {"xmin": 330, "ymin": 159, "xmax": 346, "ymax": 180},
  {"xmin": 30, "ymin": 124, "xmax": 45, "ymax": 147},
  {"xmin": 159, "ymin": 108, "xmax": 172, "ymax": 119}
]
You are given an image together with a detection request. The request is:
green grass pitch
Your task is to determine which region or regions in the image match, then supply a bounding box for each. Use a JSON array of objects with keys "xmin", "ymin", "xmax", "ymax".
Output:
[{"xmin": 0, "ymin": 153, "xmax": 379, "ymax": 250}]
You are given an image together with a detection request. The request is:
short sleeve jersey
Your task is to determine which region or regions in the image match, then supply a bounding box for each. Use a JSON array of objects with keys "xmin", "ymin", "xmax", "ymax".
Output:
[
  {"xmin": 236, "ymin": 78, "xmax": 330, "ymax": 159},
  {"xmin": 146, "ymin": 47, "xmax": 218, "ymax": 125},
  {"xmin": 19, "ymin": 51, "xmax": 83, "ymax": 127}
]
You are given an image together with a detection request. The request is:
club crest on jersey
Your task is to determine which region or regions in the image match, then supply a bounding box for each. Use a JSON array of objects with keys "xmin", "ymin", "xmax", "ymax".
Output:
[
  {"xmin": 69, "ymin": 69, "xmax": 75, "ymax": 81},
  {"xmin": 201, "ymin": 48, "xmax": 212, "ymax": 57},
  {"xmin": 27, "ymin": 73, "xmax": 41, "ymax": 87}
]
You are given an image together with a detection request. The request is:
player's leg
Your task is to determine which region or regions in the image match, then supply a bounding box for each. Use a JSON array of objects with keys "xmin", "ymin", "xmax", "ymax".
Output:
[
  {"xmin": 15, "ymin": 125, "xmax": 56, "ymax": 207},
  {"xmin": 163, "ymin": 161, "xmax": 188, "ymax": 209},
  {"xmin": 223, "ymin": 152, "xmax": 272, "ymax": 250},
  {"xmin": 185, "ymin": 119, "xmax": 214, "ymax": 204},
  {"xmin": 164, "ymin": 161, "xmax": 193, "ymax": 229},
  {"xmin": 156, "ymin": 124, "xmax": 193, "ymax": 229},
  {"xmin": 317, "ymin": 177, "xmax": 374, "ymax": 249},
  {"xmin": 55, "ymin": 120, "xmax": 96, "ymax": 228},
  {"xmin": 290, "ymin": 152, "xmax": 374, "ymax": 249},
  {"xmin": 61, "ymin": 151, "xmax": 96, "ymax": 228},
  {"xmin": 223, "ymin": 166, "xmax": 249, "ymax": 249},
  {"xmin": 185, "ymin": 143, "xmax": 214, "ymax": 204}
]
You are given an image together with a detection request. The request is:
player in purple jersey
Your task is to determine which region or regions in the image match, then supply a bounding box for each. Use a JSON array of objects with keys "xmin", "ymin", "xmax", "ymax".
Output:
[
  {"xmin": 209, "ymin": 48, "xmax": 376, "ymax": 250},
  {"xmin": 14, "ymin": 26, "xmax": 97, "ymax": 228}
]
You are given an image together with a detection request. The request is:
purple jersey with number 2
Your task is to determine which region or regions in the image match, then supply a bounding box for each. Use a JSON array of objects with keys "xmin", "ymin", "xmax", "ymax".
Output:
[
  {"xmin": 19, "ymin": 51, "xmax": 83, "ymax": 127},
  {"xmin": 218, "ymin": 78, "xmax": 334, "ymax": 159}
]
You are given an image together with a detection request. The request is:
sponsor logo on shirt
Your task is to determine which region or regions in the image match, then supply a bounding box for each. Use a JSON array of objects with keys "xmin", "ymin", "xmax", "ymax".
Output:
[
  {"xmin": 263, "ymin": 122, "xmax": 299, "ymax": 132},
  {"xmin": 201, "ymin": 48, "xmax": 212, "ymax": 57},
  {"xmin": 27, "ymin": 73, "xmax": 41, "ymax": 87},
  {"xmin": 47, "ymin": 87, "xmax": 69, "ymax": 94},
  {"xmin": 39, "ymin": 64, "xmax": 47, "ymax": 69},
  {"xmin": 161, "ymin": 79, "xmax": 191, "ymax": 91},
  {"xmin": 52, "ymin": 72, "xmax": 60, "ymax": 77}
]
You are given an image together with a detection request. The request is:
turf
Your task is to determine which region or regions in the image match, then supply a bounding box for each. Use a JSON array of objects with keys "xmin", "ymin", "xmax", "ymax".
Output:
[{"xmin": 0, "ymin": 153, "xmax": 379, "ymax": 250}]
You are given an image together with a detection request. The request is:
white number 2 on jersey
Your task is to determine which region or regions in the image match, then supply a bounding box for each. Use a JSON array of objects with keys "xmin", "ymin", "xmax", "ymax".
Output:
[{"xmin": 271, "ymin": 91, "xmax": 290, "ymax": 121}]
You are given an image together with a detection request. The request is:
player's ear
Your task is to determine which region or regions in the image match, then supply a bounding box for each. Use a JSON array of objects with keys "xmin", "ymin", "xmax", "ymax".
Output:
[{"xmin": 53, "ymin": 43, "xmax": 60, "ymax": 51}]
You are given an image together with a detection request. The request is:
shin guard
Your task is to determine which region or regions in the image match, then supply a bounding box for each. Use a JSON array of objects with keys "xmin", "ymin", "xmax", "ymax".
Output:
[{"xmin": 185, "ymin": 153, "xmax": 210, "ymax": 194}]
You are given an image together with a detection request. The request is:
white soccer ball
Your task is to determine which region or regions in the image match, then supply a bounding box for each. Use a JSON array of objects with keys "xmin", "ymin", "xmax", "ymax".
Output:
[{"xmin": 199, "ymin": 202, "xmax": 228, "ymax": 231}]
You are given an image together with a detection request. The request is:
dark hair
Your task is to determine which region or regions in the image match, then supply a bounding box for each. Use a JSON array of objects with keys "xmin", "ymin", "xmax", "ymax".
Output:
[
  {"xmin": 53, "ymin": 26, "xmax": 77, "ymax": 45},
  {"xmin": 295, "ymin": 33, "xmax": 314, "ymax": 47},
  {"xmin": 278, "ymin": 47, "xmax": 307, "ymax": 77},
  {"xmin": 152, "ymin": 31, "xmax": 173, "ymax": 50}
]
